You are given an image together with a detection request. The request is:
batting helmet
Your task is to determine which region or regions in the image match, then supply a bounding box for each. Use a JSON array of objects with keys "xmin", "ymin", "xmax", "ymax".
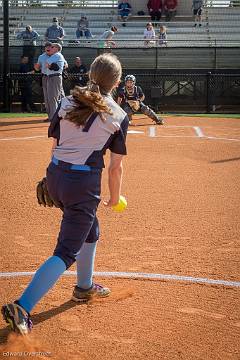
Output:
[{"xmin": 125, "ymin": 75, "xmax": 136, "ymax": 83}]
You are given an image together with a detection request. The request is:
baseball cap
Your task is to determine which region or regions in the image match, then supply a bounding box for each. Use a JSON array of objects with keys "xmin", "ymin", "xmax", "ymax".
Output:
[
  {"xmin": 51, "ymin": 43, "xmax": 62, "ymax": 52},
  {"xmin": 45, "ymin": 41, "xmax": 53, "ymax": 47}
]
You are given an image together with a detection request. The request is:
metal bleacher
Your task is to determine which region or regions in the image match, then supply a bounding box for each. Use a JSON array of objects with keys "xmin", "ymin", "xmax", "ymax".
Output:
[{"xmin": 0, "ymin": 0, "xmax": 240, "ymax": 69}]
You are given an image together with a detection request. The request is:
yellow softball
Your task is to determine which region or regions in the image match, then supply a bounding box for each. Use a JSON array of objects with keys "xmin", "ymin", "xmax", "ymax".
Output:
[{"xmin": 112, "ymin": 195, "xmax": 127, "ymax": 212}]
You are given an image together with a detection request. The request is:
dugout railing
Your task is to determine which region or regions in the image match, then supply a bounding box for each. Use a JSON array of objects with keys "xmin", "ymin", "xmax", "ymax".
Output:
[{"xmin": 2, "ymin": 71, "xmax": 240, "ymax": 113}]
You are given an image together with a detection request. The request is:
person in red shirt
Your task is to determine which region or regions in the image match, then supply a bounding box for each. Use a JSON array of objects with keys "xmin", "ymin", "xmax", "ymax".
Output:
[
  {"xmin": 163, "ymin": 0, "xmax": 178, "ymax": 21},
  {"xmin": 147, "ymin": 0, "xmax": 163, "ymax": 22}
]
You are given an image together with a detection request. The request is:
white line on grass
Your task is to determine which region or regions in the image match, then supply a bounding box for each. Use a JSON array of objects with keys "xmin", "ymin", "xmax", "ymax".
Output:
[{"xmin": 0, "ymin": 270, "xmax": 239, "ymax": 288}]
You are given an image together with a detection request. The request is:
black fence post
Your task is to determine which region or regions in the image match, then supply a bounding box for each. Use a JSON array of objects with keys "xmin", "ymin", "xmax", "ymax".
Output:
[
  {"xmin": 206, "ymin": 71, "xmax": 212, "ymax": 113},
  {"xmin": 155, "ymin": 45, "xmax": 158, "ymax": 71},
  {"xmin": 214, "ymin": 40, "xmax": 217, "ymax": 70},
  {"xmin": 3, "ymin": 0, "xmax": 10, "ymax": 112}
]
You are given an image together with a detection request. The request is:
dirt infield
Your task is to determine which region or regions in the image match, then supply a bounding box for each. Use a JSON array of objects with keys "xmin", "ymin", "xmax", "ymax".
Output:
[{"xmin": 0, "ymin": 115, "xmax": 239, "ymax": 360}]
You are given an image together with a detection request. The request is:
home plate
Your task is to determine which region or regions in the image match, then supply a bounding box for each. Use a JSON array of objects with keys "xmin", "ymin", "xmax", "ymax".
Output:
[{"xmin": 127, "ymin": 130, "xmax": 144, "ymax": 134}]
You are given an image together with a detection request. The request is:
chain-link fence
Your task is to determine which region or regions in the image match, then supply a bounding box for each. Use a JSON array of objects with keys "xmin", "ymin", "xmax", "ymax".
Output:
[{"xmin": 1, "ymin": 71, "xmax": 239, "ymax": 113}]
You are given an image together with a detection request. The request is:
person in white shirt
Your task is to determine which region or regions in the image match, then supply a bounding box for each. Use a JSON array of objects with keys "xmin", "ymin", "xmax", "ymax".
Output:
[
  {"xmin": 143, "ymin": 22, "xmax": 156, "ymax": 47},
  {"xmin": 99, "ymin": 26, "xmax": 118, "ymax": 48}
]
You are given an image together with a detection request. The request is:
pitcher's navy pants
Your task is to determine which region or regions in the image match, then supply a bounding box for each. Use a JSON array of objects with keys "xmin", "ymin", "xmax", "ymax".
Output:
[{"xmin": 46, "ymin": 160, "xmax": 102, "ymax": 269}]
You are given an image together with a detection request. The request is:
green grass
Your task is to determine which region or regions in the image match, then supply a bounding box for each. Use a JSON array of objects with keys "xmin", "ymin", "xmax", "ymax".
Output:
[{"xmin": 0, "ymin": 113, "xmax": 46, "ymax": 118}]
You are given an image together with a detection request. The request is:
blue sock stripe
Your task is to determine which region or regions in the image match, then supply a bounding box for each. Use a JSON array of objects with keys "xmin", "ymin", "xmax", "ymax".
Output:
[{"xmin": 18, "ymin": 256, "xmax": 66, "ymax": 313}]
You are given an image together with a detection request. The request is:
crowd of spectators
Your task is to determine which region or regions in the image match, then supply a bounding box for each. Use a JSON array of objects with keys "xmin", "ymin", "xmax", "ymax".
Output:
[
  {"xmin": 15, "ymin": 1, "xmax": 205, "ymax": 113},
  {"xmin": 15, "ymin": 0, "xmax": 180, "ymax": 54}
]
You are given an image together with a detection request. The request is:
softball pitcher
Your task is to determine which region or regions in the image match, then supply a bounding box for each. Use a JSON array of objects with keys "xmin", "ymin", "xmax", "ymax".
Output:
[{"xmin": 2, "ymin": 53, "xmax": 128, "ymax": 335}]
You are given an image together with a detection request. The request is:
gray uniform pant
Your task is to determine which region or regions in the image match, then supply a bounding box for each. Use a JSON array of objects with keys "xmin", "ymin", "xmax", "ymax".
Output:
[{"xmin": 42, "ymin": 75, "xmax": 65, "ymax": 120}]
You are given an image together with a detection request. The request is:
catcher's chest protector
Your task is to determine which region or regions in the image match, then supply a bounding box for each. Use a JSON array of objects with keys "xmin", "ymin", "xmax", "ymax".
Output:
[{"xmin": 124, "ymin": 86, "xmax": 139, "ymax": 100}]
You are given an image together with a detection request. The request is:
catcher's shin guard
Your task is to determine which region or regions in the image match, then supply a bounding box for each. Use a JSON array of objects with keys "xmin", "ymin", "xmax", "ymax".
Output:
[{"xmin": 140, "ymin": 103, "xmax": 164, "ymax": 125}]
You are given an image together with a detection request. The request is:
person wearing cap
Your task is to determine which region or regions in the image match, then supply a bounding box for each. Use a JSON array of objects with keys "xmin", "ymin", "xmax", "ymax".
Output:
[
  {"xmin": 98, "ymin": 26, "xmax": 118, "ymax": 48},
  {"xmin": 34, "ymin": 43, "xmax": 67, "ymax": 121},
  {"xmin": 45, "ymin": 17, "xmax": 65, "ymax": 44},
  {"xmin": 16, "ymin": 25, "xmax": 40, "ymax": 67},
  {"xmin": 76, "ymin": 15, "xmax": 93, "ymax": 39}
]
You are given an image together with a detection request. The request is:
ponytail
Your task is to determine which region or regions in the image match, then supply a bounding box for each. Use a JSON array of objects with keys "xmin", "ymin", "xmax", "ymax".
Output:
[
  {"xmin": 65, "ymin": 53, "xmax": 122, "ymax": 127},
  {"xmin": 65, "ymin": 83, "xmax": 113, "ymax": 127}
]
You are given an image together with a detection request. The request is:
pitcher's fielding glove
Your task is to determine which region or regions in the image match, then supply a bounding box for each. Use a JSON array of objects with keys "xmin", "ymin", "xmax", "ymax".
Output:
[{"xmin": 36, "ymin": 177, "xmax": 59, "ymax": 207}]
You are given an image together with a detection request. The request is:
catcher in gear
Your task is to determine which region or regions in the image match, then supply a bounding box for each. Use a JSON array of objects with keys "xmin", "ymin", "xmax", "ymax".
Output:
[{"xmin": 117, "ymin": 75, "xmax": 164, "ymax": 125}]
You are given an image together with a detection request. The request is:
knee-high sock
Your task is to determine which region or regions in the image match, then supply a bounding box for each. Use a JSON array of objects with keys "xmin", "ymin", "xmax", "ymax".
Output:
[
  {"xmin": 76, "ymin": 241, "xmax": 97, "ymax": 289},
  {"xmin": 18, "ymin": 256, "xmax": 66, "ymax": 313}
]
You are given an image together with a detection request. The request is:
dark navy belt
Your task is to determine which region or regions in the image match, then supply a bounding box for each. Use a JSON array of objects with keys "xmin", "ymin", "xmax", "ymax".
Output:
[
  {"xmin": 52, "ymin": 156, "xmax": 91, "ymax": 171},
  {"xmin": 43, "ymin": 73, "xmax": 62, "ymax": 78}
]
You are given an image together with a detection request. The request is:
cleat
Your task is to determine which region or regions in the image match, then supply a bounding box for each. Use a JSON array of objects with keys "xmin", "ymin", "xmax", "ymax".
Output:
[
  {"xmin": 72, "ymin": 283, "xmax": 111, "ymax": 303},
  {"xmin": 155, "ymin": 117, "xmax": 164, "ymax": 125},
  {"xmin": 1, "ymin": 303, "xmax": 32, "ymax": 335}
]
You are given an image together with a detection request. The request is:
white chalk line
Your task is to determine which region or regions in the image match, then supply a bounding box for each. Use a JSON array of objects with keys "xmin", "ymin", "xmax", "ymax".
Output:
[
  {"xmin": 0, "ymin": 270, "xmax": 239, "ymax": 288},
  {"xmin": 206, "ymin": 136, "xmax": 240, "ymax": 142},
  {"xmin": 0, "ymin": 135, "xmax": 46, "ymax": 141},
  {"xmin": 1, "ymin": 128, "xmax": 240, "ymax": 142},
  {"xmin": 127, "ymin": 130, "xmax": 144, "ymax": 134}
]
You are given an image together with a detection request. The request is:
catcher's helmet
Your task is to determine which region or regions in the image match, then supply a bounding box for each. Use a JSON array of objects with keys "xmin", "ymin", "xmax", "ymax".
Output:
[{"xmin": 125, "ymin": 75, "xmax": 136, "ymax": 83}]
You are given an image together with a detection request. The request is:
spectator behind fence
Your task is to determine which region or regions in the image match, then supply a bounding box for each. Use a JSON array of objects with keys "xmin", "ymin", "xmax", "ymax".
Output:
[
  {"xmin": 147, "ymin": 0, "xmax": 163, "ymax": 22},
  {"xmin": 16, "ymin": 25, "xmax": 40, "ymax": 67},
  {"xmin": 98, "ymin": 26, "xmax": 118, "ymax": 48},
  {"xmin": 158, "ymin": 25, "xmax": 167, "ymax": 46},
  {"xmin": 163, "ymin": 0, "xmax": 177, "ymax": 21},
  {"xmin": 192, "ymin": 0, "xmax": 203, "ymax": 27},
  {"xmin": 19, "ymin": 55, "xmax": 37, "ymax": 113},
  {"xmin": 118, "ymin": 0, "xmax": 132, "ymax": 25},
  {"xmin": 76, "ymin": 15, "xmax": 93, "ymax": 39},
  {"xmin": 69, "ymin": 57, "xmax": 89, "ymax": 87},
  {"xmin": 45, "ymin": 17, "xmax": 65, "ymax": 44},
  {"xmin": 144, "ymin": 22, "xmax": 156, "ymax": 47}
]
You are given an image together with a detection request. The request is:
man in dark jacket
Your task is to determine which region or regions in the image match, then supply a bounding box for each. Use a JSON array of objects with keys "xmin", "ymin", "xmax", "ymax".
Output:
[
  {"xmin": 19, "ymin": 55, "xmax": 37, "ymax": 112},
  {"xmin": 69, "ymin": 57, "xmax": 88, "ymax": 87}
]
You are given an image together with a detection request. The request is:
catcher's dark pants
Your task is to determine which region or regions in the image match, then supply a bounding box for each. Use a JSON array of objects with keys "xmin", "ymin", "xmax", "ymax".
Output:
[
  {"xmin": 46, "ymin": 160, "xmax": 102, "ymax": 269},
  {"xmin": 122, "ymin": 102, "xmax": 159, "ymax": 123}
]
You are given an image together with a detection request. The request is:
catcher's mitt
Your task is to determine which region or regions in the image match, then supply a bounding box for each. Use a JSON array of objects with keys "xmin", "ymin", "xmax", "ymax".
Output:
[
  {"xmin": 127, "ymin": 100, "xmax": 140, "ymax": 112},
  {"xmin": 36, "ymin": 177, "xmax": 59, "ymax": 207}
]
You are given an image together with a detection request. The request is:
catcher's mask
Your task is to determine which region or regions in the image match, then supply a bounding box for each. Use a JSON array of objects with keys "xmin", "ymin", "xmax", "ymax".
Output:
[{"xmin": 125, "ymin": 75, "xmax": 136, "ymax": 83}]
